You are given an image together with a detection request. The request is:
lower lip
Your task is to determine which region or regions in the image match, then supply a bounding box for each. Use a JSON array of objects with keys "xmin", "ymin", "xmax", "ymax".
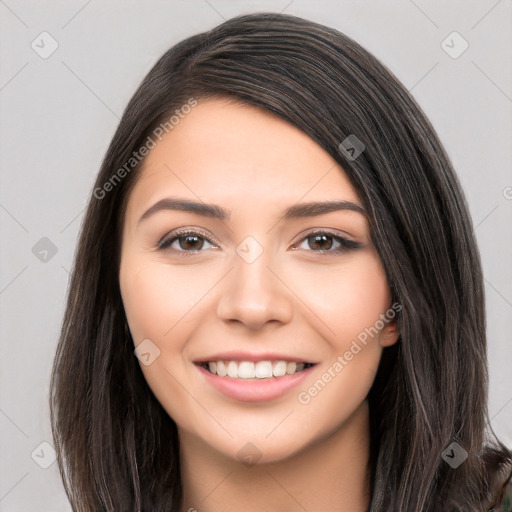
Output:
[{"xmin": 195, "ymin": 364, "xmax": 317, "ymax": 402}]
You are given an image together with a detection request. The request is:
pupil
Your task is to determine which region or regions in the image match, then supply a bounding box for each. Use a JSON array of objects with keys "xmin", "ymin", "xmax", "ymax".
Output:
[
  {"xmin": 310, "ymin": 234, "xmax": 332, "ymax": 250},
  {"xmin": 181, "ymin": 235, "xmax": 202, "ymax": 250}
]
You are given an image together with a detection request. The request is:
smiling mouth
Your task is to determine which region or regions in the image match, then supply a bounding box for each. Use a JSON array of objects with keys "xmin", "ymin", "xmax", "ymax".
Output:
[{"xmin": 197, "ymin": 360, "xmax": 316, "ymax": 379}]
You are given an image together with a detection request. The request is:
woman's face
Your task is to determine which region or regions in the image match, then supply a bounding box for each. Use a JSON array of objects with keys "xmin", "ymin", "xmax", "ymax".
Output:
[{"xmin": 119, "ymin": 98, "xmax": 398, "ymax": 464}]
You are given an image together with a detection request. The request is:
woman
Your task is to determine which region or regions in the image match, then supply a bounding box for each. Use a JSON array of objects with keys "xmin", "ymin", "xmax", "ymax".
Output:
[{"xmin": 49, "ymin": 12, "xmax": 512, "ymax": 511}]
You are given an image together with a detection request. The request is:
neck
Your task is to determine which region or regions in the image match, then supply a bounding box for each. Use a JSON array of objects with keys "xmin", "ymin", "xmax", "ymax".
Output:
[{"xmin": 179, "ymin": 400, "xmax": 372, "ymax": 512}]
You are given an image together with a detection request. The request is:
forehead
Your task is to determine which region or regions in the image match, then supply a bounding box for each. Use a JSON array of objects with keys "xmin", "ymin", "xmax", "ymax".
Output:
[{"xmin": 125, "ymin": 98, "xmax": 362, "ymax": 220}]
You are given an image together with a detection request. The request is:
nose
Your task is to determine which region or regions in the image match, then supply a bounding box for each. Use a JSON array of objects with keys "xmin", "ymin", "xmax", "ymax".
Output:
[{"xmin": 216, "ymin": 246, "xmax": 294, "ymax": 331}]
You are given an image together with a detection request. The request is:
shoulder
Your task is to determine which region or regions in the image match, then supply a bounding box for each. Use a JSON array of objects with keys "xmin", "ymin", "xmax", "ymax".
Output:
[{"xmin": 488, "ymin": 468, "xmax": 512, "ymax": 511}]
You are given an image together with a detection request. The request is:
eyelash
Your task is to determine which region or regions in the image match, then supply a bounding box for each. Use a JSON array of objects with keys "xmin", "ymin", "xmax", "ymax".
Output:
[{"xmin": 157, "ymin": 228, "xmax": 361, "ymax": 257}]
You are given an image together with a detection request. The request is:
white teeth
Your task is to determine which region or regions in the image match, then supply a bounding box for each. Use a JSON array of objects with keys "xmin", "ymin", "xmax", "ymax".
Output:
[
  {"xmin": 227, "ymin": 361, "xmax": 238, "ymax": 378},
  {"xmin": 216, "ymin": 360, "xmax": 227, "ymax": 377},
  {"xmin": 272, "ymin": 361, "xmax": 287, "ymax": 377},
  {"xmin": 238, "ymin": 361, "xmax": 256, "ymax": 379},
  {"xmin": 255, "ymin": 361, "xmax": 273, "ymax": 378},
  {"xmin": 286, "ymin": 362, "xmax": 297, "ymax": 375},
  {"xmin": 203, "ymin": 360, "xmax": 312, "ymax": 379}
]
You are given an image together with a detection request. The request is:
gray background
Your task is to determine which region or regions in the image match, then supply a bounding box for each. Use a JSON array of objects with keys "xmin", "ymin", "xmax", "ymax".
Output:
[{"xmin": 0, "ymin": 1, "xmax": 511, "ymax": 510}]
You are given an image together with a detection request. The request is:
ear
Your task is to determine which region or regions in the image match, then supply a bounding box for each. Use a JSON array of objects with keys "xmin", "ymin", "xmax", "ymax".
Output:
[{"xmin": 380, "ymin": 319, "xmax": 400, "ymax": 348}]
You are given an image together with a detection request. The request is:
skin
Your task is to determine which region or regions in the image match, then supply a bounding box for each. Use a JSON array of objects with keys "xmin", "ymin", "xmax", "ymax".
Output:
[{"xmin": 119, "ymin": 98, "xmax": 399, "ymax": 512}]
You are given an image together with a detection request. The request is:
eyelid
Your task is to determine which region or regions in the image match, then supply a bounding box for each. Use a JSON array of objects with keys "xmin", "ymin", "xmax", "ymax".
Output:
[
  {"xmin": 157, "ymin": 227, "xmax": 220, "ymax": 249},
  {"xmin": 291, "ymin": 227, "xmax": 357, "ymax": 245},
  {"xmin": 291, "ymin": 228, "xmax": 361, "ymax": 254},
  {"xmin": 157, "ymin": 226, "xmax": 361, "ymax": 256}
]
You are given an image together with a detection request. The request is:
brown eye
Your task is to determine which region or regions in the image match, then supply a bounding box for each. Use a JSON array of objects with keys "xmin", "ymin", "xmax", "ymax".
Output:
[
  {"xmin": 176, "ymin": 234, "xmax": 204, "ymax": 251},
  {"xmin": 158, "ymin": 230, "xmax": 217, "ymax": 254},
  {"xmin": 307, "ymin": 233, "xmax": 334, "ymax": 251},
  {"xmin": 295, "ymin": 231, "xmax": 361, "ymax": 254}
]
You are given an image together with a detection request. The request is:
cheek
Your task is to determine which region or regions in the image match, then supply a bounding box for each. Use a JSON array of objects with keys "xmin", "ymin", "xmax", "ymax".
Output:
[
  {"xmin": 119, "ymin": 256, "xmax": 212, "ymax": 344},
  {"xmin": 120, "ymin": 248, "xmax": 391, "ymax": 354},
  {"xmin": 291, "ymin": 252, "xmax": 390, "ymax": 428},
  {"xmin": 288, "ymin": 251, "xmax": 391, "ymax": 345},
  {"xmin": 119, "ymin": 254, "xmax": 224, "ymax": 432}
]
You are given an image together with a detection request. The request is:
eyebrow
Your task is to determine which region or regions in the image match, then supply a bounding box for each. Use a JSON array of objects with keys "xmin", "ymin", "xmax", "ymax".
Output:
[{"xmin": 137, "ymin": 197, "xmax": 366, "ymax": 225}]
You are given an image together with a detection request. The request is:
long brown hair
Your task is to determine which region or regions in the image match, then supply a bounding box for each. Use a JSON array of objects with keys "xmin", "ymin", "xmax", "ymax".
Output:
[{"xmin": 49, "ymin": 12, "xmax": 512, "ymax": 511}]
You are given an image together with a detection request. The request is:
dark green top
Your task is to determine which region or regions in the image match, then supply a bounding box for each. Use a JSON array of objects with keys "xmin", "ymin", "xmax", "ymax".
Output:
[{"xmin": 489, "ymin": 472, "xmax": 512, "ymax": 511}]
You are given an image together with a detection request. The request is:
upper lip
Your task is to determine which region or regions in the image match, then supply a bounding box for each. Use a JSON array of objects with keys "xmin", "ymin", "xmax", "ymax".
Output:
[{"xmin": 193, "ymin": 351, "xmax": 317, "ymax": 364}]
